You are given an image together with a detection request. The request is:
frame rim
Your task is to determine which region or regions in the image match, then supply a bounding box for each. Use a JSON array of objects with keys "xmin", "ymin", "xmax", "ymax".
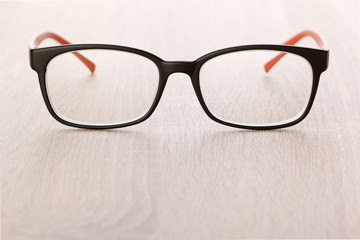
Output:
[
  {"xmin": 30, "ymin": 44, "xmax": 329, "ymax": 130},
  {"xmin": 192, "ymin": 46, "xmax": 327, "ymax": 130}
]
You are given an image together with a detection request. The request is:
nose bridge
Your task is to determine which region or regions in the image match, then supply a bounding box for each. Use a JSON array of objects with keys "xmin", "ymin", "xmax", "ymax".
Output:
[{"xmin": 162, "ymin": 61, "xmax": 196, "ymax": 77}]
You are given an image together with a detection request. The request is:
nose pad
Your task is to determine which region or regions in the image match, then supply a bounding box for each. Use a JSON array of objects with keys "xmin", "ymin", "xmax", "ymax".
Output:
[
  {"xmin": 162, "ymin": 61, "xmax": 196, "ymax": 77},
  {"xmin": 160, "ymin": 72, "xmax": 202, "ymax": 119}
]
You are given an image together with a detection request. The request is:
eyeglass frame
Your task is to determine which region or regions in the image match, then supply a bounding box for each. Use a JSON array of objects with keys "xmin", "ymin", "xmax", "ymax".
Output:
[{"xmin": 29, "ymin": 30, "xmax": 329, "ymax": 130}]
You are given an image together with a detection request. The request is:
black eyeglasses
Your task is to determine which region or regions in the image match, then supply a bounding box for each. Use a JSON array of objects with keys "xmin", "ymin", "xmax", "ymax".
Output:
[{"xmin": 29, "ymin": 30, "xmax": 329, "ymax": 130}]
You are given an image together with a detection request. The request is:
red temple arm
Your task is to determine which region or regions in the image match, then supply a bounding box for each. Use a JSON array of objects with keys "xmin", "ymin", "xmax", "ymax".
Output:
[
  {"xmin": 264, "ymin": 30, "xmax": 328, "ymax": 73},
  {"xmin": 29, "ymin": 32, "xmax": 95, "ymax": 73}
]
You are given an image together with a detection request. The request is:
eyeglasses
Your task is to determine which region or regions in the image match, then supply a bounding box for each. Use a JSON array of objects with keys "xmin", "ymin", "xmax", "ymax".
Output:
[{"xmin": 29, "ymin": 30, "xmax": 329, "ymax": 130}]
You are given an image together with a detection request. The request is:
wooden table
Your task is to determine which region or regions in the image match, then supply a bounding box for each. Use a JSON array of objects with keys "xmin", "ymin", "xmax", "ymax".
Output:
[{"xmin": 1, "ymin": 0, "xmax": 359, "ymax": 239}]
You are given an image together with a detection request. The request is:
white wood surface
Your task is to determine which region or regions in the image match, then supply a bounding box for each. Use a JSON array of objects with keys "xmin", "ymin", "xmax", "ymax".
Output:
[{"xmin": 1, "ymin": 0, "xmax": 360, "ymax": 239}]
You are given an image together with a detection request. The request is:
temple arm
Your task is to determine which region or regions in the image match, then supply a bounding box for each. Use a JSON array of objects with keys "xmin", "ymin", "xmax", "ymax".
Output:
[
  {"xmin": 29, "ymin": 32, "xmax": 95, "ymax": 73},
  {"xmin": 264, "ymin": 30, "xmax": 328, "ymax": 73}
]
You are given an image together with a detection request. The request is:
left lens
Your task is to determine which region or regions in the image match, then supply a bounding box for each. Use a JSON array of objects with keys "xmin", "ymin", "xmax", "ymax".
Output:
[{"xmin": 46, "ymin": 49, "xmax": 159, "ymax": 126}]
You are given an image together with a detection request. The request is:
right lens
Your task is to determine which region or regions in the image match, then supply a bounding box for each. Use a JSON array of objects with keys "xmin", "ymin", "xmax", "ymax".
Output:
[
  {"xmin": 46, "ymin": 49, "xmax": 159, "ymax": 125},
  {"xmin": 199, "ymin": 50, "xmax": 313, "ymax": 126}
]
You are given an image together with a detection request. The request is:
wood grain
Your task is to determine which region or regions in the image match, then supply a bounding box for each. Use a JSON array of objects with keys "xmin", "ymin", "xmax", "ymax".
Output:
[{"xmin": 1, "ymin": 0, "xmax": 360, "ymax": 239}]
